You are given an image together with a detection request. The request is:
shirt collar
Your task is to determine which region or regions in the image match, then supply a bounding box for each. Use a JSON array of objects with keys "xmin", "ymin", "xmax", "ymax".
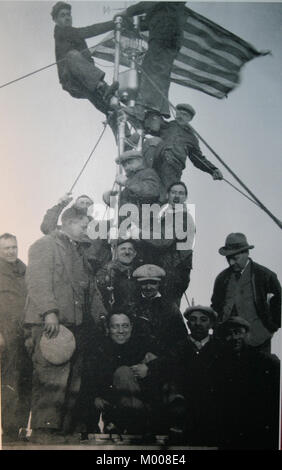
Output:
[{"xmin": 189, "ymin": 335, "xmax": 210, "ymax": 349}]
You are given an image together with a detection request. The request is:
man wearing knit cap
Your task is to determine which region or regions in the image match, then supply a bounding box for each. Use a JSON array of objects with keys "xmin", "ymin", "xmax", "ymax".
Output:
[
  {"xmin": 141, "ymin": 104, "xmax": 223, "ymax": 192},
  {"xmin": 211, "ymin": 232, "xmax": 281, "ymax": 353},
  {"xmin": 217, "ymin": 315, "xmax": 280, "ymax": 449},
  {"xmin": 51, "ymin": 2, "xmax": 118, "ymax": 115}
]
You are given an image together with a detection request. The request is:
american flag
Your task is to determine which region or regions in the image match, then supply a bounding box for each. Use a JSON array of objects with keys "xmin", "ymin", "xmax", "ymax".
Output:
[{"xmin": 92, "ymin": 5, "xmax": 268, "ymax": 99}]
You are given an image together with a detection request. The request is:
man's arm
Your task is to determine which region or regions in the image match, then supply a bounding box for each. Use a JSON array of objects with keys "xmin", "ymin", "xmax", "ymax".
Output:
[
  {"xmin": 40, "ymin": 194, "xmax": 72, "ymax": 234},
  {"xmin": 75, "ymin": 20, "xmax": 114, "ymax": 40}
]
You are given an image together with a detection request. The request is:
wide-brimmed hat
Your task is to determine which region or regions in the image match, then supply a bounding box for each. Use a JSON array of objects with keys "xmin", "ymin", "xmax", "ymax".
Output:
[
  {"xmin": 133, "ymin": 264, "xmax": 166, "ymax": 282},
  {"xmin": 183, "ymin": 305, "xmax": 218, "ymax": 322},
  {"xmin": 115, "ymin": 150, "xmax": 143, "ymax": 164},
  {"xmin": 217, "ymin": 316, "xmax": 250, "ymax": 336},
  {"xmin": 176, "ymin": 103, "xmax": 196, "ymax": 118},
  {"xmin": 219, "ymin": 233, "xmax": 254, "ymax": 257},
  {"xmin": 40, "ymin": 325, "xmax": 76, "ymax": 365}
]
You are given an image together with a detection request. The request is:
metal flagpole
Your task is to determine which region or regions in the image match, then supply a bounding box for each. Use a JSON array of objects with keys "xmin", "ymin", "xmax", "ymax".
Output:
[{"xmin": 111, "ymin": 16, "xmax": 124, "ymax": 261}]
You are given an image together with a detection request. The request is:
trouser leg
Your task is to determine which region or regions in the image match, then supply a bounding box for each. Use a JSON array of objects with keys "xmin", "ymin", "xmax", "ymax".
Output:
[
  {"xmin": 138, "ymin": 40, "xmax": 179, "ymax": 117},
  {"xmin": 156, "ymin": 149, "xmax": 184, "ymax": 191},
  {"xmin": 30, "ymin": 326, "xmax": 71, "ymax": 431},
  {"xmin": 64, "ymin": 50, "xmax": 105, "ymax": 94}
]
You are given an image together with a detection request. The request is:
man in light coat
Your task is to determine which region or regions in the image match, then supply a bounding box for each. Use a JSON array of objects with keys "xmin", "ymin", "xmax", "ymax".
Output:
[{"xmin": 24, "ymin": 207, "xmax": 89, "ymax": 444}]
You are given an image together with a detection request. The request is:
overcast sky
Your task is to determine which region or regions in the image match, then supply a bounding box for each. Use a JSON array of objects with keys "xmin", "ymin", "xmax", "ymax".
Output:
[{"xmin": 0, "ymin": 0, "xmax": 281, "ymax": 355}]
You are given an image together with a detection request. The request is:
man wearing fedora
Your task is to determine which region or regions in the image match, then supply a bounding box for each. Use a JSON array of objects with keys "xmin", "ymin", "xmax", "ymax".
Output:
[
  {"xmin": 217, "ymin": 316, "xmax": 280, "ymax": 449},
  {"xmin": 24, "ymin": 207, "xmax": 90, "ymax": 443},
  {"xmin": 211, "ymin": 232, "xmax": 281, "ymax": 353},
  {"xmin": 139, "ymin": 105, "xmax": 223, "ymax": 192}
]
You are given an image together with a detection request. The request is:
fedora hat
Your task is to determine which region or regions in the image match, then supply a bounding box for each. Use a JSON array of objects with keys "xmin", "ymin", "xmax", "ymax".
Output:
[
  {"xmin": 219, "ymin": 233, "xmax": 254, "ymax": 257},
  {"xmin": 183, "ymin": 305, "xmax": 218, "ymax": 322},
  {"xmin": 40, "ymin": 325, "xmax": 76, "ymax": 365}
]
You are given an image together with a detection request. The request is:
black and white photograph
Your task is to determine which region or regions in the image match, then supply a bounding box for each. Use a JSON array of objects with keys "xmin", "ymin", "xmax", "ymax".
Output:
[{"xmin": 0, "ymin": 0, "xmax": 281, "ymax": 452}]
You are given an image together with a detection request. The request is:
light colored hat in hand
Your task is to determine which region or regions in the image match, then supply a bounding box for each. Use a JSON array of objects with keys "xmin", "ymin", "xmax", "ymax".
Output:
[{"xmin": 40, "ymin": 324, "xmax": 76, "ymax": 365}]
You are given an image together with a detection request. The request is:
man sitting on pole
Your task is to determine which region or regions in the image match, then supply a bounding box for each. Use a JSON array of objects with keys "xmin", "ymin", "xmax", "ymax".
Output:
[{"xmin": 51, "ymin": 2, "xmax": 118, "ymax": 115}]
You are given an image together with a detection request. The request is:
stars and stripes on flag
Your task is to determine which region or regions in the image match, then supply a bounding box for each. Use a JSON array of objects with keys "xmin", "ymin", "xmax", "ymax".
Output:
[{"xmin": 92, "ymin": 5, "xmax": 269, "ymax": 99}]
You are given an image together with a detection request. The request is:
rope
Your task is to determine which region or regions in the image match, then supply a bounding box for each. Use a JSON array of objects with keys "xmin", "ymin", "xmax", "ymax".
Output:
[
  {"xmin": 0, "ymin": 43, "xmax": 104, "ymax": 90},
  {"xmin": 132, "ymin": 58, "xmax": 282, "ymax": 230},
  {"xmin": 68, "ymin": 121, "xmax": 108, "ymax": 193}
]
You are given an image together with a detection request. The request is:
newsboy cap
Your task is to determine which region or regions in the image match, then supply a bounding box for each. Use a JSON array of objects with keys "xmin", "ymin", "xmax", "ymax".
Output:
[
  {"xmin": 133, "ymin": 264, "xmax": 166, "ymax": 282},
  {"xmin": 40, "ymin": 325, "xmax": 76, "ymax": 365},
  {"xmin": 115, "ymin": 150, "xmax": 143, "ymax": 164},
  {"xmin": 176, "ymin": 103, "xmax": 196, "ymax": 118},
  {"xmin": 218, "ymin": 316, "xmax": 250, "ymax": 335},
  {"xmin": 219, "ymin": 233, "xmax": 254, "ymax": 257},
  {"xmin": 183, "ymin": 305, "xmax": 218, "ymax": 322},
  {"xmin": 51, "ymin": 2, "xmax": 71, "ymax": 20}
]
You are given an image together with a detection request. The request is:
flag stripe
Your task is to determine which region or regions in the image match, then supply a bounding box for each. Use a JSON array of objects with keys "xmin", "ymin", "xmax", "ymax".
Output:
[
  {"xmin": 92, "ymin": 5, "xmax": 266, "ymax": 99},
  {"xmin": 177, "ymin": 50, "xmax": 239, "ymax": 83}
]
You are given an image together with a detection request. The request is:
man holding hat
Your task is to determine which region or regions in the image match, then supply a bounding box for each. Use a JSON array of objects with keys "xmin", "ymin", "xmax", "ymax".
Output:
[
  {"xmin": 24, "ymin": 207, "xmax": 90, "ymax": 443},
  {"xmin": 217, "ymin": 316, "xmax": 280, "ymax": 449},
  {"xmin": 141, "ymin": 104, "xmax": 223, "ymax": 192},
  {"xmin": 211, "ymin": 232, "xmax": 281, "ymax": 353},
  {"xmin": 51, "ymin": 2, "xmax": 118, "ymax": 116}
]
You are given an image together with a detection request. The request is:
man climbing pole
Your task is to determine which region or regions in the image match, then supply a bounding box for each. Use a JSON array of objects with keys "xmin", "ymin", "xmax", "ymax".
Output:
[
  {"xmin": 142, "ymin": 105, "xmax": 223, "ymax": 191},
  {"xmin": 51, "ymin": 2, "xmax": 119, "ymax": 115},
  {"xmin": 119, "ymin": 1, "xmax": 187, "ymax": 121}
]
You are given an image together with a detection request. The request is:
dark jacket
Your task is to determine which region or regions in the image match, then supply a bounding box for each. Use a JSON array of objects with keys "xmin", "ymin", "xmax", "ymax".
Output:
[
  {"xmin": 24, "ymin": 231, "xmax": 88, "ymax": 326},
  {"xmin": 155, "ymin": 120, "xmax": 218, "ymax": 173},
  {"xmin": 217, "ymin": 346, "xmax": 280, "ymax": 449},
  {"xmin": 129, "ymin": 295, "xmax": 187, "ymax": 356},
  {"xmin": 0, "ymin": 258, "xmax": 26, "ymax": 340},
  {"xmin": 211, "ymin": 259, "xmax": 281, "ymax": 333},
  {"xmin": 54, "ymin": 21, "xmax": 114, "ymax": 85},
  {"xmin": 96, "ymin": 260, "xmax": 140, "ymax": 313},
  {"xmin": 120, "ymin": 167, "xmax": 163, "ymax": 207}
]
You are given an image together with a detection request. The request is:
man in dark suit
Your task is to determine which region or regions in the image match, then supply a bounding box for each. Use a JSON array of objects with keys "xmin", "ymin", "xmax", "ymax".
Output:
[{"xmin": 211, "ymin": 232, "xmax": 281, "ymax": 353}]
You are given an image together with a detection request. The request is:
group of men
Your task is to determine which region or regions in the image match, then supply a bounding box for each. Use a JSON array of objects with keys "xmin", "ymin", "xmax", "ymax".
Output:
[
  {"xmin": 0, "ymin": 1, "xmax": 281, "ymax": 450},
  {"xmin": 0, "ymin": 186, "xmax": 281, "ymax": 448}
]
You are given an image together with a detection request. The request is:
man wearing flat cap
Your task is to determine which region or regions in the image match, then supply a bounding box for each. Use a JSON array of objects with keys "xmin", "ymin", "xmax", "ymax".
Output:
[
  {"xmin": 216, "ymin": 316, "xmax": 280, "ymax": 449},
  {"xmin": 51, "ymin": 2, "xmax": 118, "ymax": 116},
  {"xmin": 211, "ymin": 232, "xmax": 281, "ymax": 353},
  {"xmin": 140, "ymin": 103, "xmax": 223, "ymax": 192}
]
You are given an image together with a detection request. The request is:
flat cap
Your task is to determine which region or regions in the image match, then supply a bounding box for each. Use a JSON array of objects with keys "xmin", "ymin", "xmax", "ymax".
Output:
[
  {"xmin": 218, "ymin": 316, "xmax": 250, "ymax": 334},
  {"xmin": 51, "ymin": 2, "xmax": 71, "ymax": 20},
  {"xmin": 39, "ymin": 324, "xmax": 76, "ymax": 365},
  {"xmin": 115, "ymin": 150, "xmax": 143, "ymax": 164},
  {"xmin": 183, "ymin": 305, "xmax": 218, "ymax": 322},
  {"xmin": 176, "ymin": 103, "xmax": 196, "ymax": 117},
  {"xmin": 133, "ymin": 264, "xmax": 166, "ymax": 282}
]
